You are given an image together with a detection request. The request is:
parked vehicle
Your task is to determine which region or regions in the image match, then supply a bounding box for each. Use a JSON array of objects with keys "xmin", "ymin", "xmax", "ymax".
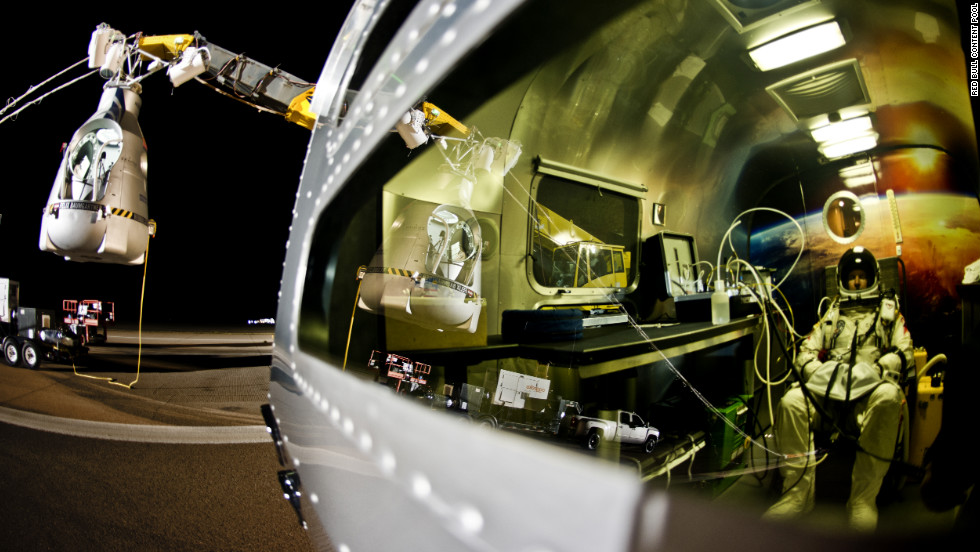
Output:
[
  {"xmin": 368, "ymin": 349, "xmax": 433, "ymax": 394},
  {"xmin": 63, "ymin": 299, "xmax": 114, "ymax": 345},
  {"xmin": 1, "ymin": 278, "xmax": 89, "ymax": 369},
  {"xmin": 570, "ymin": 410, "xmax": 661, "ymax": 453}
]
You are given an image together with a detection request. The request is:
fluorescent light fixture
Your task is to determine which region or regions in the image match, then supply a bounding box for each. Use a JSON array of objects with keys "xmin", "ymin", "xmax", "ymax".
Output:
[
  {"xmin": 838, "ymin": 161, "xmax": 873, "ymax": 178},
  {"xmin": 839, "ymin": 161, "xmax": 877, "ymax": 188},
  {"xmin": 749, "ymin": 21, "xmax": 846, "ymax": 71},
  {"xmin": 819, "ymin": 133, "xmax": 879, "ymax": 159},
  {"xmin": 810, "ymin": 115, "xmax": 873, "ymax": 143},
  {"xmin": 811, "ymin": 114, "xmax": 877, "ymax": 159},
  {"xmin": 843, "ymin": 174, "xmax": 876, "ymax": 187}
]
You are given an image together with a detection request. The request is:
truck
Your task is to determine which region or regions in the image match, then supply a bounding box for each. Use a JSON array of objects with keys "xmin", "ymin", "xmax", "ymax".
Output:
[
  {"xmin": 368, "ymin": 350, "xmax": 432, "ymax": 394},
  {"xmin": 569, "ymin": 409, "xmax": 661, "ymax": 453},
  {"xmin": 63, "ymin": 299, "xmax": 114, "ymax": 345},
  {"xmin": 368, "ymin": 357, "xmax": 582, "ymax": 437},
  {"xmin": 469, "ymin": 369, "xmax": 577, "ymax": 435},
  {"xmin": 1, "ymin": 278, "xmax": 89, "ymax": 369}
]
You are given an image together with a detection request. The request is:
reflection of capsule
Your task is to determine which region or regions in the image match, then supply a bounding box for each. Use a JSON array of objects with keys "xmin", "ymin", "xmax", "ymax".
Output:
[
  {"xmin": 39, "ymin": 87, "xmax": 151, "ymax": 265},
  {"xmin": 358, "ymin": 202, "xmax": 482, "ymax": 333}
]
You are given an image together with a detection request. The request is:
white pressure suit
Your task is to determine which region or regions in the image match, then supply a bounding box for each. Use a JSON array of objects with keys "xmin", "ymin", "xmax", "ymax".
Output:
[{"xmin": 765, "ymin": 299, "xmax": 913, "ymax": 531}]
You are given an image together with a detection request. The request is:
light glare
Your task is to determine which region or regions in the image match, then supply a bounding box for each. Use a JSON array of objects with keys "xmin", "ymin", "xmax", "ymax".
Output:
[
  {"xmin": 749, "ymin": 21, "xmax": 846, "ymax": 71},
  {"xmin": 819, "ymin": 133, "xmax": 879, "ymax": 159},
  {"xmin": 810, "ymin": 116, "xmax": 873, "ymax": 143}
]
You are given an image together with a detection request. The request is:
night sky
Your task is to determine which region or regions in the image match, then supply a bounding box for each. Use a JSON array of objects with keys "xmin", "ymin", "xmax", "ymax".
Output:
[{"xmin": 3, "ymin": 8, "xmax": 354, "ymax": 325}]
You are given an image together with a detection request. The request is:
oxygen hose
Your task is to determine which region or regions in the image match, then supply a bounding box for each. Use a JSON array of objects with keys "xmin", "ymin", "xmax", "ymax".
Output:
[
  {"xmin": 72, "ymin": 233, "xmax": 149, "ymax": 389},
  {"xmin": 343, "ymin": 272, "xmax": 364, "ymax": 372},
  {"xmin": 109, "ymin": 232, "xmax": 149, "ymax": 389},
  {"xmin": 767, "ymin": 302, "xmax": 908, "ymax": 466},
  {"xmin": 916, "ymin": 353, "xmax": 947, "ymax": 380}
]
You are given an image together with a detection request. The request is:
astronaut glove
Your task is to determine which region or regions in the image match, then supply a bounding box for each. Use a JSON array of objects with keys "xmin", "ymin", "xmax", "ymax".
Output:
[
  {"xmin": 877, "ymin": 352, "xmax": 903, "ymax": 384},
  {"xmin": 880, "ymin": 297, "xmax": 897, "ymax": 322},
  {"xmin": 801, "ymin": 359, "xmax": 822, "ymax": 382},
  {"xmin": 878, "ymin": 352, "xmax": 901, "ymax": 372},
  {"xmin": 882, "ymin": 370, "xmax": 902, "ymax": 386}
]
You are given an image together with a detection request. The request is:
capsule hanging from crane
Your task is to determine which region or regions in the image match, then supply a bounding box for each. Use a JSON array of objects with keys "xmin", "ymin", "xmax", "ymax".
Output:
[
  {"xmin": 358, "ymin": 202, "xmax": 483, "ymax": 333},
  {"xmin": 39, "ymin": 86, "xmax": 153, "ymax": 265}
]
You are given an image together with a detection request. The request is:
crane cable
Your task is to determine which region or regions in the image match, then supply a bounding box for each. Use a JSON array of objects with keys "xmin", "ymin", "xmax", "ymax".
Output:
[
  {"xmin": 1, "ymin": 58, "xmax": 97, "ymax": 126},
  {"xmin": 109, "ymin": 232, "xmax": 150, "ymax": 389},
  {"xmin": 72, "ymin": 233, "xmax": 149, "ymax": 388},
  {"xmin": 343, "ymin": 271, "xmax": 365, "ymax": 372}
]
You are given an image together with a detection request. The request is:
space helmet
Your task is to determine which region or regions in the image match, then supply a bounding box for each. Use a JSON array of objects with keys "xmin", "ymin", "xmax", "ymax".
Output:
[{"xmin": 837, "ymin": 246, "xmax": 879, "ymax": 301}]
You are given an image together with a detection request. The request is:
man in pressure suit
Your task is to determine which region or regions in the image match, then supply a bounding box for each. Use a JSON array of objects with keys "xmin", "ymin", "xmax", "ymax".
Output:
[{"xmin": 765, "ymin": 246, "xmax": 913, "ymax": 531}]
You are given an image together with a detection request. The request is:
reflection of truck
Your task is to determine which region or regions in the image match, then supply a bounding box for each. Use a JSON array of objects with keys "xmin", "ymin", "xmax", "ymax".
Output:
[
  {"xmin": 492, "ymin": 369, "xmax": 551, "ymax": 408},
  {"xmin": 368, "ymin": 350, "xmax": 432, "ymax": 393},
  {"xmin": 469, "ymin": 369, "xmax": 581, "ymax": 436},
  {"xmin": 550, "ymin": 242, "xmax": 629, "ymax": 289},
  {"xmin": 1, "ymin": 278, "xmax": 88, "ymax": 369},
  {"xmin": 570, "ymin": 410, "xmax": 661, "ymax": 453}
]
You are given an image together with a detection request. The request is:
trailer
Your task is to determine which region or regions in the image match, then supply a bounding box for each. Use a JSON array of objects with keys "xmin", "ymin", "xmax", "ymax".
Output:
[
  {"xmin": 1, "ymin": 278, "xmax": 87, "ymax": 369},
  {"xmin": 366, "ymin": 354, "xmax": 580, "ymax": 436},
  {"xmin": 465, "ymin": 369, "xmax": 582, "ymax": 437}
]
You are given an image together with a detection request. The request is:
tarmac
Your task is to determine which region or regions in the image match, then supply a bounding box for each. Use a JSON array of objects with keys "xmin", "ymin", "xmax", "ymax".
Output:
[
  {"xmin": 0, "ymin": 325, "xmax": 967, "ymax": 537},
  {"xmin": 0, "ymin": 326, "xmax": 275, "ymax": 432}
]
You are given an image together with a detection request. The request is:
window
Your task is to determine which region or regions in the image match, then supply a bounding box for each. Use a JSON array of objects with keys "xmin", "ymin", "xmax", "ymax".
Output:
[
  {"xmin": 62, "ymin": 125, "xmax": 122, "ymax": 202},
  {"xmin": 531, "ymin": 173, "xmax": 641, "ymax": 290}
]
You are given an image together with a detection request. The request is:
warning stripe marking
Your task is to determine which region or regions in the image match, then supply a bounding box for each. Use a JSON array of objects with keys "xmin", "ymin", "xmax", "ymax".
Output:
[
  {"xmin": 362, "ymin": 266, "xmax": 478, "ymax": 298},
  {"xmin": 48, "ymin": 202, "xmax": 149, "ymax": 226}
]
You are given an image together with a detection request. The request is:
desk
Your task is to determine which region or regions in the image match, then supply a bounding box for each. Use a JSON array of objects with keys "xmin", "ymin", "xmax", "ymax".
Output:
[
  {"xmin": 521, "ymin": 316, "xmax": 760, "ymax": 379},
  {"xmin": 391, "ymin": 316, "xmax": 762, "ymax": 482},
  {"xmin": 405, "ymin": 316, "xmax": 760, "ymax": 379}
]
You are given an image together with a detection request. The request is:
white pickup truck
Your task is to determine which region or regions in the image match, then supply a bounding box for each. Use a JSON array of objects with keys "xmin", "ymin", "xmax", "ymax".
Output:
[{"xmin": 570, "ymin": 410, "xmax": 661, "ymax": 453}]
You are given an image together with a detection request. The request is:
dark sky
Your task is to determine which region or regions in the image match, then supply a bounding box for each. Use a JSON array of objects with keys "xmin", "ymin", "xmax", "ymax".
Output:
[{"xmin": 2, "ymin": 9, "xmax": 354, "ymax": 325}]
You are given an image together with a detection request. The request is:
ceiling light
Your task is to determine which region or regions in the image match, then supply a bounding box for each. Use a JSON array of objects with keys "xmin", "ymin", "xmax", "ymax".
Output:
[
  {"xmin": 810, "ymin": 115, "xmax": 873, "ymax": 143},
  {"xmin": 749, "ymin": 21, "xmax": 846, "ymax": 71},
  {"xmin": 838, "ymin": 160, "xmax": 877, "ymax": 188},
  {"xmin": 811, "ymin": 114, "xmax": 877, "ymax": 159},
  {"xmin": 819, "ymin": 133, "xmax": 879, "ymax": 159}
]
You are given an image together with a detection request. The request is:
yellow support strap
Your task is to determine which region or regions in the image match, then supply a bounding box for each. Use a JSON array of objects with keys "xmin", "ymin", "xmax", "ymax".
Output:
[
  {"xmin": 422, "ymin": 102, "xmax": 468, "ymax": 135},
  {"xmin": 137, "ymin": 34, "xmax": 197, "ymax": 61},
  {"xmin": 286, "ymin": 88, "xmax": 317, "ymax": 130}
]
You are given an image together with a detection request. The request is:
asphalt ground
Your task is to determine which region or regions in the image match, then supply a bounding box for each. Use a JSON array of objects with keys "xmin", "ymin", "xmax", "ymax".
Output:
[
  {"xmin": 0, "ymin": 325, "xmax": 965, "ymax": 549},
  {"xmin": 0, "ymin": 325, "xmax": 324, "ymax": 551},
  {"xmin": 0, "ymin": 326, "xmax": 275, "ymax": 427}
]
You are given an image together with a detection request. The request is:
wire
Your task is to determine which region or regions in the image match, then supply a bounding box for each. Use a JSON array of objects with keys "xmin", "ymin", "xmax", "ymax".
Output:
[
  {"xmin": 611, "ymin": 298, "xmax": 783, "ymax": 459},
  {"xmin": 715, "ymin": 207, "xmax": 806, "ymax": 291},
  {"xmin": 70, "ymin": 233, "xmax": 150, "ymax": 389},
  {"xmin": 1, "ymin": 64, "xmax": 99, "ymax": 126},
  {"xmin": 343, "ymin": 273, "xmax": 364, "ymax": 372},
  {"xmin": 493, "ymin": 170, "xmax": 787, "ymax": 461},
  {"xmin": 726, "ymin": 258, "xmax": 792, "ymax": 440},
  {"xmin": 712, "ymin": 209, "xmax": 808, "ymax": 474},
  {"xmin": 109, "ymin": 232, "xmax": 150, "ymax": 389},
  {"xmin": 915, "ymin": 353, "xmax": 947, "ymax": 380},
  {"xmin": 192, "ymin": 76, "xmax": 286, "ymax": 117},
  {"xmin": 2, "ymin": 57, "xmax": 90, "ymax": 117}
]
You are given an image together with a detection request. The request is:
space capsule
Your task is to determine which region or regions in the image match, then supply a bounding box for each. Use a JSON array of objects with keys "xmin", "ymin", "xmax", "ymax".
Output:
[
  {"xmin": 39, "ymin": 86, "xmax": 151, "ymax": 265},
  {"xmin": 358, "ymin": 202, "xmax": 483, "ymax": 333}
]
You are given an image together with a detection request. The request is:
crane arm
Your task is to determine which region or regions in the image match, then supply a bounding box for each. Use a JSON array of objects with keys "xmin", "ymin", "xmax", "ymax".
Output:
[
  {"xmin": 95, "ymin": 25, "xmax": 461, "ymax": 134},
  {"xmin": 187, "ymin": 39, "xmax": 317, "ymax": 129},
  {"xmin": 135, "ymin": 32, "xmax": 317, "ymax": 129}
]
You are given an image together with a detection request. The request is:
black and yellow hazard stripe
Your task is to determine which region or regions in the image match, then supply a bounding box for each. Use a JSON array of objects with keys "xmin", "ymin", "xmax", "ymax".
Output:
[
  {"xmin": 52, "ymin": 201, "xmax": 149, "ymax": 226},
  {"xmin": 360, "ymin": 265, "xmax": 478, "ymax": 300},
  {"xmin": 108, "ymin": 207, "xmax": 150, "ymax": 225},
  {"xmin": 110, "ymin": 207, "xmax": 135, "ymax": 218},
  {"xmin": 363, "ymin": 266, "xmax": 417, "ymax": 278},
  {"xmin": 541, "ymin": 303, "xmax": 623, "ymax": 313}
]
